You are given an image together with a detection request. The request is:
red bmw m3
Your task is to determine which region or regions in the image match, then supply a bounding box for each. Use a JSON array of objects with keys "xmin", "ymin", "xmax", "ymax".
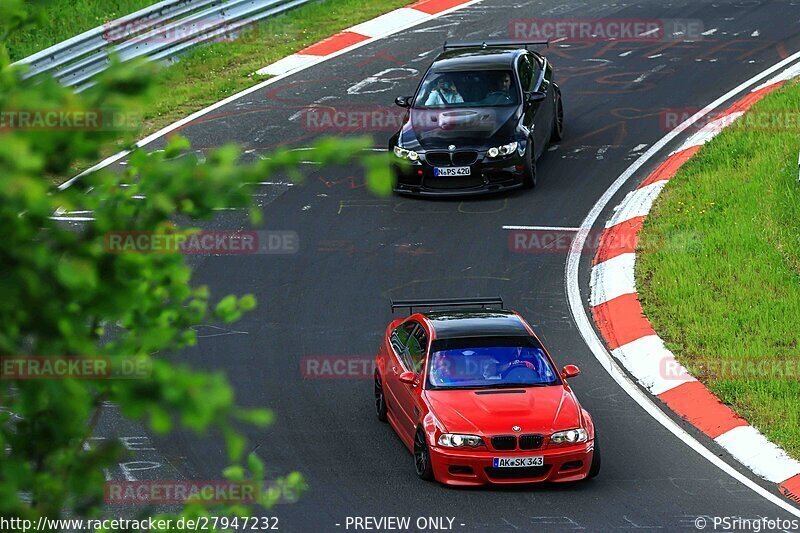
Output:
[{"xmin": 374, "ymin": 297, "xmax": 599, "ymax": 486}]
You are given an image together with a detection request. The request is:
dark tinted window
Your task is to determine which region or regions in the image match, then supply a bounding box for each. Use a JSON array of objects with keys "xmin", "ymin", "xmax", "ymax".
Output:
[
  {"xmin": 413, "ymin": 70, "xmax": 519, "ymax": 108},
  {"xmin": 517, "ymin": 56, "xmax": 534, "ymax": 91},
  {"xmin": 405, "ymin": 325, "xmax": 428, "ymax": 373},
  {"xmin": 392, "ymin": 322, "xmax": 426, "ymax": 372}
]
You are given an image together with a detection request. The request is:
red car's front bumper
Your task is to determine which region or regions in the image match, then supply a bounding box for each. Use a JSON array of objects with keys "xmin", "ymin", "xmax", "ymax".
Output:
[{"xmin": 429, "ymin": 441, "xmax": 594, "ymax": 486}]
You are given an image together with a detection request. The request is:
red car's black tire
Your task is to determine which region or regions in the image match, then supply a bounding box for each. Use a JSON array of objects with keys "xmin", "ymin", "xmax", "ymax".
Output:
[
  {"xmin": 587, "ymin": 437, "xmax": 601, "ymax": 479},
  {"xmin": 374, "ymin": 372, "xmax": 387, "ymax": 422},
  {"xmin": 414, "ymin": 428, "xmax": 435, "ymax": 481}
]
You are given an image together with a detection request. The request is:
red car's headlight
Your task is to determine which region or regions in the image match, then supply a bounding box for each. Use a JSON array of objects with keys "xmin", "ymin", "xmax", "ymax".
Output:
[
  {"xmin": 437, "ymin": 433, "xmax": 484, "ymax": 448},
  {"xmin": 549, "ymin": 428, "xmax": 588, "ymax": 445}
]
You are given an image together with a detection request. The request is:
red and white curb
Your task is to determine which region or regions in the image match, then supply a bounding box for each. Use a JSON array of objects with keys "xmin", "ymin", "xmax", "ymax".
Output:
[
  {"xmin": 256, "ymin": 0, "xmax": 478, "ymax": 76},
  {"xmin": 589, "ymin": 65, "xmax": 800, "ymax": 503}
]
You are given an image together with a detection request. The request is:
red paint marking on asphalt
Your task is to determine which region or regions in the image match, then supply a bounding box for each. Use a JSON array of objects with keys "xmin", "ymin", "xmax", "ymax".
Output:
[
  {"xmin": 591, "ymin": 293, "xmax": 656, "ymax": 351},
  {"xmin": 301, "ymin": 31, "xmax": 370, "ymax": 56},
  {"xmin": 658, "ymin": 381, "xmax": 749, "ymax": 439},
  {"xmin": 637, "ymin": 145, "xmax": 700, "ymax": 189},
  {"xmin": 594, "ymin": 216, "xmax": 644, "ymax": 265},
  {"xmin": 410, "ymin": 0, "xmax": 471, "ymax": 14}
]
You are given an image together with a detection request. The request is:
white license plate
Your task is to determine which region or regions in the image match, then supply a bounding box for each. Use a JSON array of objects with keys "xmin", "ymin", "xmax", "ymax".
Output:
[
  {"xmin": 434, "ymin": 166, "xmax": 471, "ymax": 177},
  {"xmin": 493, "ymin": 456, "xmax": 544, "ymax": 468}
]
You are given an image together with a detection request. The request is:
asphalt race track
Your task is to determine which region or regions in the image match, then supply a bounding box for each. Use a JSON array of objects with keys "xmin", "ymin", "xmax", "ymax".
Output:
[{"xmin": 87, "ymin": 0, "xmax": 800, "ymax": 530}]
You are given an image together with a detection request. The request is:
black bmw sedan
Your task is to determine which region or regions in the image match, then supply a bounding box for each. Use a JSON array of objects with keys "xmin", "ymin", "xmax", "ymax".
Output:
[{"xmin": 389, "ymin": 40, "xmax": 563, "ymax": 196}]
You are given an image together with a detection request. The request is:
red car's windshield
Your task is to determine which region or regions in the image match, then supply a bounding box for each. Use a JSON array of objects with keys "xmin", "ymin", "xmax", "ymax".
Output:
[{"xmin": 426, "ymin": 336, "xmax": 560, "ymax": 390}]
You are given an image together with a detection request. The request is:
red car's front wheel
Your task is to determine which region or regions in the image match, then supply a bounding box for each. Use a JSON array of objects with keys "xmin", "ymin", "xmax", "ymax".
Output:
[
  {"xmin": 587, "ymin": 436, "xmax": 601, "ymax": 479},
  {"xmin": 414, "ymin": 428, "xmax": 435, "ymax": 481}
]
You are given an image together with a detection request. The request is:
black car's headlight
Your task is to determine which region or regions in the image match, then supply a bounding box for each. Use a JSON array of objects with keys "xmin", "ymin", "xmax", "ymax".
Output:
[
  {"xmin": 437, "ymin": 433, "xmax": 484, "ymax": 448},
  {"xmin": 393, "ymin": 146, "xmax": 419, "ymax": 161},
  {"xmin": 486, "ymin": 141, "xmax": 519, "ymax": 158},
  {"xmin": 549, "ymin": 428, "xmax": 588, "ymax": 445}
]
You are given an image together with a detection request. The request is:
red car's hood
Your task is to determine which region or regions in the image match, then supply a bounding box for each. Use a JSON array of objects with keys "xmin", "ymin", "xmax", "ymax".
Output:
[{"xmin": 425, "ymin": 386, "xmax": 582, "ymax": 435}]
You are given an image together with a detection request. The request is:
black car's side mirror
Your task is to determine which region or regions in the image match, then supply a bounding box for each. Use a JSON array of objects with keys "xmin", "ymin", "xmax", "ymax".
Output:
[
  {"xmin": 395, "ymin": 95, "xmax": 412, "ymax": 108},
  {"xmin": 527, "ymin": 90, "xmax": 547, "ymax": 103}
]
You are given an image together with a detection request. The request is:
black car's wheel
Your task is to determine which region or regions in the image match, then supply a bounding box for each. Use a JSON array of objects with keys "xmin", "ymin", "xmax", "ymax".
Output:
[
  {"xmin": 551, "ymin": 89, "xmax": 564, "ymax": 142},
  {"xmin": 374, "ymin": 372, "xmax": 387, "ymax": 422},
  {"xmin": 522, "ymin": 141, "xmax": 537, "ymax": 189},
  {"xmin": 413, "ymin": 428, "xmax": 435, "ymax": 481},
  {"xmin": 587, "ymin": 436, "xmax": 601, "ymax": 479}
]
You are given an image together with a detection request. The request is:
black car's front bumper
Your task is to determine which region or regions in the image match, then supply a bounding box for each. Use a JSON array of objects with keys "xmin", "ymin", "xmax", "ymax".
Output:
[{"xmin": 392, "ymin": 150, "xmax": 526, "ymax": 197}]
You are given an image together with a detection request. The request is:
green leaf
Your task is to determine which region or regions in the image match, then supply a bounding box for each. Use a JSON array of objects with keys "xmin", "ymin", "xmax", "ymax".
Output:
[{"xmin": 223, "ymin": 465, "xmax": 245, "ymax": 481}]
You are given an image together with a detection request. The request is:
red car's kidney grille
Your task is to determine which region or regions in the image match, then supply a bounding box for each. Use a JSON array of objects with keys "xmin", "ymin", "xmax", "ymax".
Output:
[
  {"xmin": 519, "ymin": 434, "xmax": 544, "ymax": 450},
  {"xmin": 491, "ymin": 435, "xmax": 517, "ymax": 450}
]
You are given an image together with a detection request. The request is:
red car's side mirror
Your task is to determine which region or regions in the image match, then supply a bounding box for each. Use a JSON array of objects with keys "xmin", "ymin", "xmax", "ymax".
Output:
[
  {"xmin": 399, "ymin": 371, "xmax": 418, "ymax": 385},
  {"xmin": 562, "ymin": 365, "xmax": 581, "ymax": 379}
]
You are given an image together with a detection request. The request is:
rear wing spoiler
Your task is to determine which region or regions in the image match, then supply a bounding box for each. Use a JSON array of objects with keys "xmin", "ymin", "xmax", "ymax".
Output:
[
  {"xmin": 390, "ymin": 297, "xmax": 504, "ymax": 315},
  {"xmin": 443, "ymin": 40, "xmax": 549, "ymax": 51}
]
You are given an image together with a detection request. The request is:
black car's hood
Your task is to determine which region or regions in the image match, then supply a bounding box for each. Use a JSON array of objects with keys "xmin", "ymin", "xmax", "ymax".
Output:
[{"xmin": 398, "ymin": 105, "xmax": 520, "ymax": 151}]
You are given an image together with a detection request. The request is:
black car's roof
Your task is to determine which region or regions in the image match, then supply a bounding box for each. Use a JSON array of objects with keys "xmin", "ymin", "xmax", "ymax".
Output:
[
  {"xmin": 423, "ymin": 309, "xmax": 530, "ymax": 339},
  {"xmin": 430, "ymin": 47, "xmax": 527, "ymax": 71}
]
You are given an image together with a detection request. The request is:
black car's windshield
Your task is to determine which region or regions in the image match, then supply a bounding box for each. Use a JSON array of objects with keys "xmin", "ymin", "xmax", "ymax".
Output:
[
  {"xmin": 426, "ymin": 336, "xmax": 560, "ymax": 390},
  {"xmin": 413, "ymin": 70, "xmax": 519, "ymax": 109}
]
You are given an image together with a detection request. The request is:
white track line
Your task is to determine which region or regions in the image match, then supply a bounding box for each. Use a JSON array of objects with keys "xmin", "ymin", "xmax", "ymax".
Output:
[{"xmin": 565, "ymin": 49, "xmax": 800, "ymax": 517}]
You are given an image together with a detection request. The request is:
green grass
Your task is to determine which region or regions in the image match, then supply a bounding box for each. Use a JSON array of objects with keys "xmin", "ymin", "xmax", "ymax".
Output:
[
  {"xmin": 8, "ymin": 0, "xmax": 160, "ymax": 61},
  {"xmin": 139, "ymin": 0, "xmax": 410, "ymax": 133},
  {"xmin": 637, "ymin": 80, "xmax": 800, "ymax": 458},
  {"xmin": 58, "ymin": 0, "xmax": 410, "ymax": 180}
]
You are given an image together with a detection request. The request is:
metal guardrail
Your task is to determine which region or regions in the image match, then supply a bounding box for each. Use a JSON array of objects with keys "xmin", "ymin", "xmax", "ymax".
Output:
[{"xmin": 13, "ymin": 0, "xmax": 315, "ymax": 91}]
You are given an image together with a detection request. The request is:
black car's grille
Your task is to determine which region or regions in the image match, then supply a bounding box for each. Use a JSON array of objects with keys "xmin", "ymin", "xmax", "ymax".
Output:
[
  {"xmin": 491, "ymin": 435, "xmax": 517, "ymax": 451},
  {"xmin": 424, "ymin": 151, "xmax": 479, "ymax": 166},
  {"xmin": 485, "ymin": 465, "xmax": 551, "ymax": 480},
  {"xmin": 452, "ymin": 151, "xmax": 478, "ymax": 165},
  {"xmin": 425, "ymin": 152, "xmax": 451, "ymax": 166},
  {"xmin": 519, "ymin": 434, "xmax": 544, "ymax": 450}
]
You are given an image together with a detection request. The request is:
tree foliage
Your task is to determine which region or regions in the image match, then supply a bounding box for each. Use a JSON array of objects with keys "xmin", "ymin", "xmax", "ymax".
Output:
[{"xmin": 0, "ymin": 0, "xmax": 390, "ymax": 526}]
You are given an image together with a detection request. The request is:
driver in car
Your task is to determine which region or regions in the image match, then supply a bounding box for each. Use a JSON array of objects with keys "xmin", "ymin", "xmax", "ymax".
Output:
[
  {"xmin": 481, "ymin": 347, "xmax": 550, "ymax": 381},
  {"xmin": 482, "ymin": 72, "xmax": 514, "ymax": 105},
  {"xmin": 425, "ymin": 75, "xmax": 464, "ymax": 106}
]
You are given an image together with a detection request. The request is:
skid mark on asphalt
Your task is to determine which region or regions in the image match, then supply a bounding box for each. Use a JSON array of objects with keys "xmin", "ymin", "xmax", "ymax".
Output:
[{"xmin": 191, "ymin": 324, "xmax": 248, "ymax": 338}]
